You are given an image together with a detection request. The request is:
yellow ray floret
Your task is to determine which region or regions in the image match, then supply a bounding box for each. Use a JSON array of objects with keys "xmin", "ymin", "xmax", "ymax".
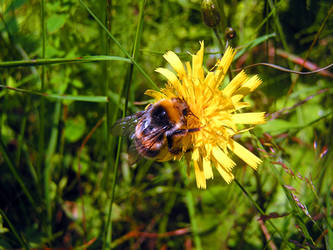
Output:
[{"xmin": 145, "ymin": 41, "xmax": 265, "ymax": 189}]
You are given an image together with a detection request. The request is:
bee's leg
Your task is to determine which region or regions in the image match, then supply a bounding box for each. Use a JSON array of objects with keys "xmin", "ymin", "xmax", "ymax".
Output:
[
  {"xmin": 166, "ymin": 127, "xmax": 199, "ymax": 148},
  {"xmin": 169, "ymin": 148, "xmax": 183, "ymax": 155},
  {"xmin": 166, "ymin": 127, "xmax": 201, "ymax": 155},
  {"xmin": 166, "ymin": 131, "xmax": 176, "ymax": 150},
  {"xmin": 187, "ymin": 128, "xmax": 200, "ymax": 133},
  {"xmin": 166, "ymin": 129, "xmax": 187, "ymax": 155}
]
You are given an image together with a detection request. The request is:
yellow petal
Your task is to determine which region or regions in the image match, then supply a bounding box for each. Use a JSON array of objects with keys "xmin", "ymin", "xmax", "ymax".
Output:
[
  {"xmin": 215, "ymin": 163, "xmax": 234, "ymax": 183},
  {"xmin": 223, "ymin": 70, "xmax": 247, "ymax": 97},
  {"xmin": 194, "ymin": 160, "xmax": 206, "ymax": 189},
  {"xmin": 185, "ymin": 61, "xmax": 192, "ymax": 80},
  {"xmin": 192, "ymin": 147, "xmax": 200, "ymax": 161},
  {"xmin": 232, "ymin": 75, "xmax": 262, "ymax": 102},
  {"xmin": 203, "ymin": 156, "xmax": 213, "ymax": 179},
  {"xmin": 234, "ymin": 102, "xmax": 250, "ymax": 110},
  {"xmin": 144, "ymin": 89, "xmax": 166, "ymax": 100},
  {"xmin": 205, "ymin": 72, "xmax": 215, "ymax": 89},
  {"xmin": 163, "ymin": 51, "xmax": 186, "ymax": 79},
  {"xmin": 192, "ymin": 41, "xmax": 205, "ymax": 82},
  {"xmin": 212, "ymin": 146, "xmax": 235, "ymax": 171},
  {"xmin": 231, "ymin": 112, "xmax": 266, "ymax": 124},
  {"xmin": 244, "ymin": 75, "xmax": 262, "ymax": 91},
  {"xmin": 228, "ymin": 140, "xmax": 262, "ymax": 170},
  {"xmin": 214, "ymin": 47, "xmax": 236, "ymax": 87},
  {"xmin": 155, "ymin": 68, "xmax": 178, "ymax": 85},
  {"xmin": 162, "ymin": 89, "xmax": 177, "ymax": 99},
  {"xmin": 155, "ymin": 67, "xmax": 184, "ymax": 97}
]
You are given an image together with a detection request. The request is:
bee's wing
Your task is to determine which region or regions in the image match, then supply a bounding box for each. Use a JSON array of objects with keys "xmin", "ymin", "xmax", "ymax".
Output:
[
  {"xmin": 111, "ymin": 111, "xmax": 144, "ymax": 138},
  {"xmin": 111, "ymin": 111, "xmax": 146, "ymax": 165}
]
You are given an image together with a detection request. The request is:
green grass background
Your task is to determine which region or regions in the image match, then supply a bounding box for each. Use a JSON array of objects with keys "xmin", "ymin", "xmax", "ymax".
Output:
[{"xmin": 0, "ymin": 0, "xmax": 332, "ymax": 249}]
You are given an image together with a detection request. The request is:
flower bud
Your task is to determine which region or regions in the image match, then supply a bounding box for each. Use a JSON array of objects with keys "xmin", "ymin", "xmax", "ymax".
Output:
[
  {"xmin": 225, "ymin": 27, "xmax": 236, "ymax": 41},
  {"xmin": 201, "ymin": 0, "xmax": 221, "ymax": 28}
]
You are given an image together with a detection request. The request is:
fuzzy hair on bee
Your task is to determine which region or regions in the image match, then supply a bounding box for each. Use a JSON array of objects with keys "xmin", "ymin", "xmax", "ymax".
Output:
[{"xmin": 111, "ymin": 98, "xmax": 200, "ymax": 161}]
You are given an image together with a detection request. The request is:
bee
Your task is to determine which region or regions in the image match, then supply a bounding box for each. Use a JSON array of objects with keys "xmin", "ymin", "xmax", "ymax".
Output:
[{"xmin": 111, "ymin": 98, "xmax": 200, "ymax": 161}]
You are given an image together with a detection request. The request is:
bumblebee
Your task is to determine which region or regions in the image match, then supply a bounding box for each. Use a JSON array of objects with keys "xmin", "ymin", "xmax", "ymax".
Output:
[{"xmin": 111, "ymin": 98, "xmax": 200, "ymax": 161}]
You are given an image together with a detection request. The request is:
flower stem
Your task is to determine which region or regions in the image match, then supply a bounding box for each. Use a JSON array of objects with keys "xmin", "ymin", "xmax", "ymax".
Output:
[
  {"xmin": 213, "ymin": 27, "xmax": 224, "ymax": 51},
  {"xmin": 234, "ymin": 179, "xmax": 287, "ymax": 243},
  {"xmin": 185, "ymin": 190, "xmax": 203, "ymax": 250}
]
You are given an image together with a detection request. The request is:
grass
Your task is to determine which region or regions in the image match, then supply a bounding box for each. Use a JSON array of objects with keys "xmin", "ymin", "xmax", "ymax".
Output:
[{"xmin": 0, "ymin": 0, "xmax": 332, "ymax": 249}]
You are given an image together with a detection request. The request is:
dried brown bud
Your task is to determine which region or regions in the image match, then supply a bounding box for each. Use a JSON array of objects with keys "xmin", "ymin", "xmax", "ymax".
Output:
[{"xmin": 201, "ymin": 0, "xmax": 221, "ymax": 28}]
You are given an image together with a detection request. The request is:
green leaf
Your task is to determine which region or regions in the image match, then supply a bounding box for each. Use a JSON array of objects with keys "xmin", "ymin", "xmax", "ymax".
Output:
[
  {"xmin": 234, "ymin": 33, "xmax": 276, "ymax": 60},
  {"xmin": 0, "ymin": 214, "xmax": 9, "ymax": 234},
  {"xmin": 64, "ymin": 115, "xmax": 86, "ymax": 142},
  {"xmin": 47, "ymin": 14, "xmax": 67, "ymax": 33},
  {"xmin": 5, "ymin": 0, "xmax": 26, "ymax": 13},
  {"xmin": 260, "ymin": 119, "xmax": 294, "ymax": 134}
]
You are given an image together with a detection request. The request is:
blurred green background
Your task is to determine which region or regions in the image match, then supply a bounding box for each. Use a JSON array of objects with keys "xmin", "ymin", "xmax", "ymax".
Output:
[{"xmin": 0, "ymin": 0, "xmax": 332, "ymax": 249}]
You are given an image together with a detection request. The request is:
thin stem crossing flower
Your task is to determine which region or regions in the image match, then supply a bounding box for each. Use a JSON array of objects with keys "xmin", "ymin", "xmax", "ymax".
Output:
[{"xmin": 146, "ymin": 42, "xmax": 265, "ymax": 189}]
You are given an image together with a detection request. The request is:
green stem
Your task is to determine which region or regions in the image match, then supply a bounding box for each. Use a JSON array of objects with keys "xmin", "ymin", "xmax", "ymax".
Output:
[
  {"xmin": 0, "ymin": 139, "xmax": 36, "ymax": 207},
  {"xmin": 0, "ymin": 56, "xmax": 131, "ymax": 68},
  {"xmin": 79, "ymin": 0, "xmax": 158, "ymax": 90},
  {"xmin": 104, "ymin": 0, "xmax": 113, "ymax": 196},
  {"xmin": 103, "ymin": 0, "xmax": 147, "ymax": 247},
  {"xmin": 185, "ymin": 190, "xmax": 203, "ymax": 250},
  {"xmin": 213, "ymin": 27, "xmax": 224, "ymax": 51},
  {"xmin": 40, "ymin": 0, "xmax": 52, "ymax": 238},
  {"xmin": 103, "ymin": 137, "xmax": 122, "ymax": 249},
  {"xmin": 103, "ymin": 0, "xmax": 114, "ymax": 246},
  {"xmin": 0, "ymin": 84, "xmax": 108, "ymax": 102},
  {"xmin": 234, "ymin": 179, "xmax": 286, "ymax": 243},
  {"xmin": 0, "ymin": 209, "xmax": 30, "ymax": 250}
]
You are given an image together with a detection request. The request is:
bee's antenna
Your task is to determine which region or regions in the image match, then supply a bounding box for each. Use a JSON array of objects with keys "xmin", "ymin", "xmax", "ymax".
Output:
[{"xmin": 188, "ymin": 109, "xmax": 199, "ymax": 120}]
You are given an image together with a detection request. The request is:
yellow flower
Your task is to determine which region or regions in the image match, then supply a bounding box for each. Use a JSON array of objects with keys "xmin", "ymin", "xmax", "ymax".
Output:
[{"xmin": 145, "ymin": 42, "xmax": 265, "ymax": 189}]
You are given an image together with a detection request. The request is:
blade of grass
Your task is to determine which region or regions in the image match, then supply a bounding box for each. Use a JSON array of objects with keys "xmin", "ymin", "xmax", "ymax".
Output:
[
  {"xmin": 234, "ymin": 179, "xmax": 289, "ymax": 246},
  {"xmin": 267, "ymin": 0, "xmax": 295, "ymax": 108},
  {"xmin": 103, "ymin": 0, "xmax": 147, "ymax": 248},
  {"xmin": 180, "ymin": 161, "xmax": 202, "ymax": 250},
  {"xmin": 44, "ymin": 91, "xmax": 62, "ymax": 245},
  {"xmin": 15, "ymin": 97, "xmax": 29, "ymax": 167},
  {"xmin": 234, "ymin": 33, "xmax": 276, "ymax": 60},
  {"xmin": 287, "ymin": 5, "xmax": 333, "ymax": 95},
  {"xmin": 0, "ymin": 56, "xmax": 131, "ymax": 68},
  {"xmin": 282, "ymin": 186, "xmax": 316, "ymax": 246},
  {"xmin": 267, "ymin": 0, "xmax": 290, "ymax": 53},
  {"xmin": 0, "ymin": 139, "xmax": 36, "ymax": 207},
  {"xmin": 102, "ymin": 0, "xmax": 114, "ymax": 247},
  {"xmin": 0, "ymin": 209, "xmax": 30, "ymax": 250},
  {"xmin": 158, "ymin": 182, "xmax": 180, "ymax": 235},
  {"xmin": 38, "ymin": 0, "xmax": 51, "ymax": 238},
  {"xmin": 103, "ymin": 0, "xmax": 113, "ymax": 200},
  {"xmin": 79, "ymin": 0, "xmax": 158, "ymax": 90},
  {"xmin": 103, "ymin": 0, "xmax": 147, "ymax": 188},
  {"xmin": 185, "ymin": 190, "xmax": 203, "ymax": 250},
  {"xmin": 22, "ymin": 143, "xmax": 39, "ymax": 186},
  {"xmin": 0, "ymin": 84, "xmax": 108, "ymax": 102},
  {"xmin": 326, "ymin": 188, "xmax": 333, "ymax": 248}
]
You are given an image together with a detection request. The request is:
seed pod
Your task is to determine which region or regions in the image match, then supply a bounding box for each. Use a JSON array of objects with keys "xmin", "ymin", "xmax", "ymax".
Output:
[{"xmin": 201, "ymin": 0, "xmax": 221, "ymax": 28}]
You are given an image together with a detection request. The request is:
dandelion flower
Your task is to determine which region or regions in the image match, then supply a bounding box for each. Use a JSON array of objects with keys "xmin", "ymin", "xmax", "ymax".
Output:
[{"xmin": 145, "ymin": 42, "xmax": 265, "ymax": 189}]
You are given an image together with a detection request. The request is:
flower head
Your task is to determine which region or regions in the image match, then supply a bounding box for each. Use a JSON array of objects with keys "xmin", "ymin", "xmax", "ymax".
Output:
[{"xmin": 145, "ymin": 42, "xmax": 265, "ymax": 189}]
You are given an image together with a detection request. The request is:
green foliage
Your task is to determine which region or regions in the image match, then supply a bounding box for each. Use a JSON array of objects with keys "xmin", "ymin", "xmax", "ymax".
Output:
[{"xmin": 0, "ymin": 0, "xmax": 332, "ymax": 249}]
